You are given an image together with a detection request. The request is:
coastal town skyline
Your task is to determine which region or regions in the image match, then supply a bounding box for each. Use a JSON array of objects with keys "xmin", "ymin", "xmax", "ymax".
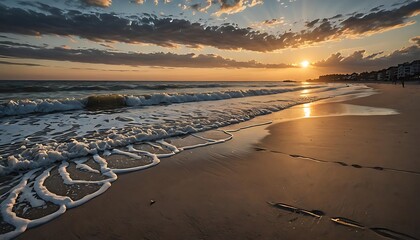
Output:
[
  {"xmin": 0, "ymin": 0, "xmax": 419, "ymax": 80},
  {"xmin": 316, "ymin": 59, "xmax": 420, "ymax": 82}
]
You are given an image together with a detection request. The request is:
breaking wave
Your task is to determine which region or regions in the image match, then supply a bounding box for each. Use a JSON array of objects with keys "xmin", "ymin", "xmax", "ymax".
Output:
[{"xmin": 0, "ymin": 86, "xmax": 319, "ymax": 117}]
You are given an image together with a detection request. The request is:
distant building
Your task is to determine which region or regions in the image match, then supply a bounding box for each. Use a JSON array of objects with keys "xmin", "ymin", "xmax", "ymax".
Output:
[
  {"xmin": 350, "ymin": 72, "xmax": 359, "ymax": 80},
  {"xmin": 377, "ymin": 70, "xmax": 386, "ymax": 81},
  {"xmin": 316, "ymin": 59, "xmax": 419, "ymax": 82},
  {"xmin": 319, "ymin": 74, "xmax": 348, "ymax": 82},
  {"xmin": 398, "ymin": 62, "xmax": 411, "ymax": 79},
  {"xmin": 386, "ymin": 67, "xmax": 398, "ymax": 81},
  {"xmin": 410, "ymin": 60, "xmax": 420, "ymax": 76},
  {"xmin": 368, "ymin": 71, "xmax": 377, "ymax": 81},
  {"xmin": 359, "ymin": 72, "xmax": 378, "ymax": 82}
]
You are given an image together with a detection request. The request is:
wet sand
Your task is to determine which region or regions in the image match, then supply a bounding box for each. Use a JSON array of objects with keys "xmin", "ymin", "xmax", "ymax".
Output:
[{"xmin": 19, "ymin": 84, "xmax": 420, "ymax": 240}]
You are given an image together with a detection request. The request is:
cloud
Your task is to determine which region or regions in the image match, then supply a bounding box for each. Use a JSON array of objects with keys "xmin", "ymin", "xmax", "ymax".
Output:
[
  {"xmin": 0, "ymin": 43, "xmax": 294, "ymax": 69},
  {"xmin": 79, "ymin": 0, "xmax": 261, "ymax": 15},
  {"xmin": 1, "ymin": 2, "xmax": 419, "ymax": 52},
  {"xmin": 370, "ymin": 5, "xmax": 384, "ymax": 12},
  {"xmin": 81, "ymin": 0, "xmax": 112, "ymax": 7},
  {"xmin": 0, "ymin": 60, "xmax": 44, "ymax": 67},
  {"xmin": 0, "ymin": 40, "xmax": 44, "ymax": 48},
  {"xmin": 188, "ymin": 0, "xmax": 213, "ymax": 13},
  {"xmin": 339, "ymin": 3, "xmax": 420, "ymax": 35},
  {"xmin": 410, "ymin": 36, "xmax": 420, "ymax": 45},
  {"xmin": 251, "ymin": 18, "xmax": 285, "ymax": 28},
  {"xmin": 392, "ymin": 0, "xmax": 415, "ymax": 7},
  {"xmin": 305, "ymin": 19, "xmax": 319, "ymax": 28},
  {"xmin": 215, "ymin": 0, "xmax": 263, "ymax": 16},
  {"xmin": 314, "ymin": 41, "xmax": 420, "ymax": 71},
  {"xmin": 329, "ymin": 14, "xmax": 343, "ymax": 20}
]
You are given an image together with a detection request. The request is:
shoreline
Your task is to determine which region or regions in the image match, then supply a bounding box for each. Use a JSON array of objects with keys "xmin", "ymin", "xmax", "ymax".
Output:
[{"xmin": 17, "ymin": 83, "xmax": 420, "ymax": 240}]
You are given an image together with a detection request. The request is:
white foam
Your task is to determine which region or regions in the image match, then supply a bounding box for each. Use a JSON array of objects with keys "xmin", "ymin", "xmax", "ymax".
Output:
[
  {"xmin": 156, "ymin": 139, "xmax": 180, "ymax": 153},
  {"xmin": 0, "ymin": 98, "xmax": 85, "ymax": 117},
  {"xmin": 0, "ymin": 170, "xmax": 38, "ymax": 240},
  {"xmin": 110, "ymin": 149, "xmax": 160, "ymax": 173},
  {"xmin": 19, "ymin": 183, "xmax": 46, "ymax": 208},
  {"xmin": 59, "ymin": 161, "xmax": 116, "ymax": 185},
  {"xmin": 125, "ymin": 86, "xmax": 318, "ymax": 107},
  {"xmin": 75, "ymin": 163, "xmax": 100, "ymax": 174},
  {"xmin": 0, "ymin": 122, "xmax": 261, "ymax": 238},
  {"xmin": 0, "ymin": 168, "xmax": 68, "ymax": 239},
  {"xmin": 34, "ymin": 167, "xmax": 112, "ymax": 208}
]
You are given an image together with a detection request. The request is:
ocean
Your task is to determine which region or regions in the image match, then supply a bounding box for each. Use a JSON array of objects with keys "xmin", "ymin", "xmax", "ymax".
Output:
[{"xmin": 0, "ymin": 80, "xmax": 375, "ymax": 239}]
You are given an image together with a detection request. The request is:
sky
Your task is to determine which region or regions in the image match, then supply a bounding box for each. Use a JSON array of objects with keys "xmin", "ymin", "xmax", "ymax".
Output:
[{"xmin": 0, "ymin": 0, "xmax": 419, "ymax": 81}]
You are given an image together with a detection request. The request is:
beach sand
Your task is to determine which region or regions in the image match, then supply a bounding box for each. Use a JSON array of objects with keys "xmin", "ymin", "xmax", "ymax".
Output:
[{"xmin": 18, "ymin": 84, "xmax": 420, "ymax": 240}]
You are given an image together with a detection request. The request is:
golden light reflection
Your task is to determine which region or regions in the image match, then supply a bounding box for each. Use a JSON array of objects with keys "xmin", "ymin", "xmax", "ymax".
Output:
[
  {"xmin": 300, "ymin": 89, "xmax": 310, "ymax": 97},
  {"xmin": 303, "ymin": 103, "xmax": 311, "ymax": 118}
]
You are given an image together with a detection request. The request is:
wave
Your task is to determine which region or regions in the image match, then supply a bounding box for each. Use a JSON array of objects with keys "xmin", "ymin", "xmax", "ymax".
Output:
[
  {"xmin": 0, "ymin": 86, "xmax": 319, "ymax": 117},
  {"xmin": 0, "ymin": 100, "xmax": 311, "ymax": 176}
]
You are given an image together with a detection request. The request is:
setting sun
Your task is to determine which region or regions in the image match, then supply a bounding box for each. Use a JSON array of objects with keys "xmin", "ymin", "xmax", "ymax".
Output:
[{"xmin": 300, "ymin": 60, "xmax": 310, "ymax": 68}]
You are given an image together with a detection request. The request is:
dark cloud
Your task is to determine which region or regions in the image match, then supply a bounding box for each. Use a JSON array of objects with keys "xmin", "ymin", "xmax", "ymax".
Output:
[
  {"xmin": 0, "ymin": 40, "xmax": 45, "ymax": 48},
  {"xmin": 18, "ymin": 1, "xmax": 64, "ymax": 14},
  {"xmin": 340, "ymin": 3, "xmax": 420, "ymax": 35},
  {"xmin": 0, "ymin": 60, "xmax": 44, "ymax": 67},
  {"xmin": 370, "ymin": 5, "xmax": 384, "ymax": 12},
  {"xmin": 392, "ymin": 0, "xmax": 415, "ymax": 7},
  {"xmin": 69, "ymin": 67, "xmax": 143, "ymax": 72},
  {"xmin": 314, "ymin": 42, "xmax": 420, "ymax": 71},
  {"xmin": 306, "ymin": 19, "xmax": 319, "ymax": 28},
  {"xmin": 0, "ymin": 43, "xmax": 294, "ymax": 69},
  {"xmin": 410, "ymin": 36, "xmax": 420, "ymax": 45},
  {"xmin": 190, "ymin": 3, "xmax": 202, "ymax": 11},
  {"xmin": 329, "ymin": 14, "xmax": 343, "ymax": 20},
  {"xmin": 0, "ymin": 1, "xmax": 419, "ymax": 52}
]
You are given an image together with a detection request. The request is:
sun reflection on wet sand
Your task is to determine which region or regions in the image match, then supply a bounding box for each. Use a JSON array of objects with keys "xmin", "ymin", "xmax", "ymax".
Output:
[{"xmin": 303, "ymin": 103, "xmax": 311, "ymax": 118}]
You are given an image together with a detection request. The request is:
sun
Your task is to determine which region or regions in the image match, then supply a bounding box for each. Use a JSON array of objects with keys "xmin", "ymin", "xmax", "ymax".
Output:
[{"xmin": 300, "ymin": 60, "xmax": 310, "ymax": 68}]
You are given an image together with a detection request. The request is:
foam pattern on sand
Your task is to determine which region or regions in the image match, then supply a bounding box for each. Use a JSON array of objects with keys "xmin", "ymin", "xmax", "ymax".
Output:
[{"xmin": 0, "ymin": 122, "xmax": 265, "ymax": 239}]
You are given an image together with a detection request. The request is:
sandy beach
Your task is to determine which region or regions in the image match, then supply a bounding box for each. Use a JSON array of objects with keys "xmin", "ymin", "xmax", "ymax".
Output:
[
  {"xmin": 16, "ymin": 83, "xmax": 420, "ymax": 240},
  {"xmin": 2, "ymin": 1, "xmax": 420, "ymax": 239}
]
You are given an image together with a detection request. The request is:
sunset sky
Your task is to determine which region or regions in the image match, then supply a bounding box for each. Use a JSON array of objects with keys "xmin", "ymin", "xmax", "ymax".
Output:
[{"xmin": 0, "ymin": 0, "xmax": 419, "ymax": 81}]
